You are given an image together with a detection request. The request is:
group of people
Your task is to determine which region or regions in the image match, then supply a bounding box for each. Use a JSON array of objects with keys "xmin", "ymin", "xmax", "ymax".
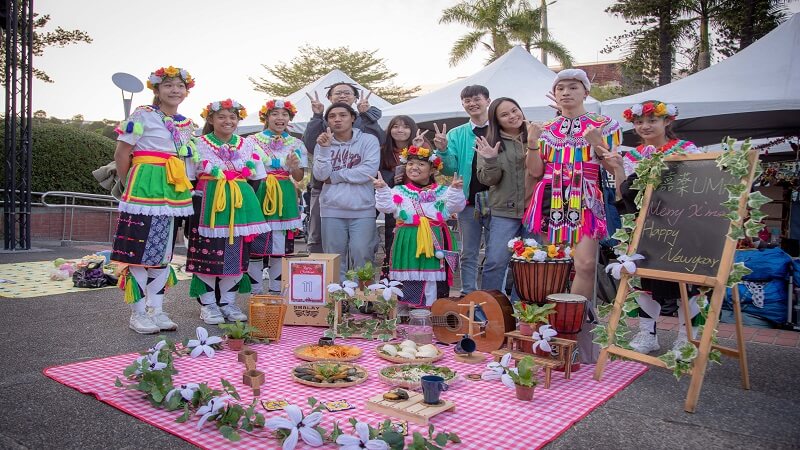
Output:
[{"xmin": 111, "ymin": 65, "xmax": 700, "ymax": 359}]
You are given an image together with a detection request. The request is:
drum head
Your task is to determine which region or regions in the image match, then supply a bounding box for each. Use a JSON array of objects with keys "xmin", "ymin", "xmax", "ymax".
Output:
[{"xmin": 546, "ymin": 293, "xmax": 587, "ymax": 303}]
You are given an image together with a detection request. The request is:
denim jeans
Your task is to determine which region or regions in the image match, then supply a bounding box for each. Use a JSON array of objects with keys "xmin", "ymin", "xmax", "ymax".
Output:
[
  {"xmin": 321, "ymin": 216, "xmax": 377, "ymax": 282},
  {"xmin": 307, "ymin": 189, "xmax": 323, "ymax": 253},
  {"xmin": 481, "ymin": 216, "xmax": 531, "ymax": 300},
  {"xmin": 457, "ymin": 205, "xmax": 490, "ymax": 295}
]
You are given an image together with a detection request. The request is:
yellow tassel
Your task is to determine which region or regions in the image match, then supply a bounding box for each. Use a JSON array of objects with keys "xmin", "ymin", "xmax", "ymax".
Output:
[
  {"xmin": 263, "ymin": 174, "xmax": 283, "ymax": 216},
  {"xmin": 416, "ymin": 216, "xmax": 435, "ymax": 258}
]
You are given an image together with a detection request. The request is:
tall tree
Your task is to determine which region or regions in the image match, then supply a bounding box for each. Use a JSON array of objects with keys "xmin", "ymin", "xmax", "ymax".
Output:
[
  {"xmin": 249, "ymin": 45, "xmax": 419, "ymax": 104},
  {"xmin": 0, "ymin": 9, "xmax": 92, "ymax": 84},
  {"xmin": 714, "ymin": 0, "xmax": 793, "ymax": 56},
  {"xmin": 505, "ymin": 1, "xmax": 573, "ymax": 67}
]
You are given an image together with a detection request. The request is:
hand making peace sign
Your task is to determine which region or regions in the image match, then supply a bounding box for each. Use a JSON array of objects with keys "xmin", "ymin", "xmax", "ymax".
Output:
[
  {"xmin": 411, "ymin": 129, "xmax": 429, "ymax": 148},
  {"xmin": 305, "ymin": 91, "xmax": 324, "ymax": 115},
  {"xmin": 433, "ymin": 122, "xmax": 448, "ymax": 150},
  {"xmin": 450, "ymin": 172, "xmax": 463, "ymax": 190},
  {"xmin": 370, "ymin": 171, "xmax": 388, "ymax": 190},
  {"xmin": 357, "ymin": 90, "xmax": 372, "ymax": 114}
]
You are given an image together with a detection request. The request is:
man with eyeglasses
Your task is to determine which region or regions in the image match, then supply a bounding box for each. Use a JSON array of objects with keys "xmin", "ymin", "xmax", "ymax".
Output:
[
  {"xmin": 303, "ymin": 82, "xmax": 386, "ymax": 253},
  {"xmin": 433, "ymin": 85, "xmax": 492, "ymax": 296}
]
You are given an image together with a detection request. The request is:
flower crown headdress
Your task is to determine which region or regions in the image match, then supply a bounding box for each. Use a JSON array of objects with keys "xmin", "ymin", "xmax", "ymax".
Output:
[
  {"xmin": 399, "ymin": 146, "xmax": 443, "ymax": 170},
  {"xmin": 200, "ymin": 99, "xmax": 247, "ymax": 120},
  {"xmin": 622, "ymin": 100, "xmax": 678, "ymax": 122},
  {"xmin": 259, "ymin": 99, "xmax": 298, "ymax": 123},
  {"xmin": 147, "ymin": 66, "xmax": 195, "ymax": 91}
]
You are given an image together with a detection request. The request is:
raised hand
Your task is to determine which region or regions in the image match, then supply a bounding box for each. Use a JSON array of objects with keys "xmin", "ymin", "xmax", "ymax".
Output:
[
  {"xmin": 371, "ymin": 171, "xmax": 388, "ymax": 189},
  {"xmin": 546, "ymin": 92, "xmax": 561, "ymax": 113},
  {"xmin": 450, "ymin": 172, "xmax": 463, "ymax": 190},
  {"xmin": 433, "ymin": 122, "xmax": 448, "ymax": 150},
  {"xmin": 525, "ymin": 120, "xmax": 543, "ymax": 148},
  {"xmin": 317, "ymin": 127, "xmax": 333, "ymax": 148},
  {"xmin": 286, "ymin": 152, "xmax": 301, "ymax": 171},
  {"xmin": 357, "ymin": 90, "xmax": 372, "ymax": 113},
  {"xmin": 583, "ymin": 124, "xmax": 605, "ymax": 147},
  {"xmin": 306, "ymin": 91, "xmax": 324, "ymax": 115},
  {"xmin": 474, "ymin": 136, "xmax": 500, "ymax": 158},
  {"xmin": 411, "ymin": 129, "xmax": 429, "ymax": 147}
]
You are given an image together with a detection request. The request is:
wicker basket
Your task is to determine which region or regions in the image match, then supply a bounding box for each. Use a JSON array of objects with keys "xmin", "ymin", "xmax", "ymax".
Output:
[{"xmin": 249, "ymin": 294, "xmax": 287, "ymax": 341}]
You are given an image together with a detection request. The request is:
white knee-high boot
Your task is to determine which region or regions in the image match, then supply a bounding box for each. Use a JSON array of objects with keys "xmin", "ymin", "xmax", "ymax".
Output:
[
  {"xmin": 145, "ymin": 266, "xmax": 169, "ymax": 314},
  {"xmin": 636, "ymin": 291, "xmax": 662, "ymax": 335},
  {"xmin": 218, "ymin": 276, "xmax": 240, "ymax": 306},
  {"xmin": 268, "ymin": 257, "xmax": 283, "ymax": 293},
  {"xmin": 248, "ymin": 258, "xmax": 264, "ymax": 294}
]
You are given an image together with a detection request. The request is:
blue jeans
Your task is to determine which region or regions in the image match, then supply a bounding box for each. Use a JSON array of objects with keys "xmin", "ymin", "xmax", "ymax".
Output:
[
  {"xmin": 457, "ymin": 205, "xmax": 490, "ymax": 295},
  {"xmin": 481, "ymin": 216, "xmax": 530, "ymax": 299},
  {"xmin": 321, "ymin": 216, "xmax": 377, "ymax": 282}
]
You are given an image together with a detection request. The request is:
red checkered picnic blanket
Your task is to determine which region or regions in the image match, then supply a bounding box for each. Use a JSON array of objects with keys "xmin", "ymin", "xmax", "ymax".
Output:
[{"xmin": 44, "ymin": 326, "xmax": 647, "ymax": 449}]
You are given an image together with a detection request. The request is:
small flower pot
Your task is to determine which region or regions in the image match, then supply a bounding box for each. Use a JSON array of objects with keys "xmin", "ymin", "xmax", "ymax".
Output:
[
  {"xmin": 515, "ymin": 384, "xmax": 535, "ymax": 401},
  {"xmin": 519, "ymin": 322, "xmax": 534, "ymax": 336},
  {"xmin": 227, "ymin": 338, "xmax": 245, "ymax": 351}
]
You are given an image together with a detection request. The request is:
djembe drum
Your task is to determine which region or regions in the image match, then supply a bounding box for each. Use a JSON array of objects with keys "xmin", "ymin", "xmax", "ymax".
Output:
[
  {"xmin": 511, "ymin": 259, "xmax": 574, "ymax": 304},
  {"xmin": 546, "ymin": 293, "xmax": 587, "ymax": 372}
]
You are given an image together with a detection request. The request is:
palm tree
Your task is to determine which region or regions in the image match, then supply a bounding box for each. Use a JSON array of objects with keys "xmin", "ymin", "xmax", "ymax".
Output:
[{"xmin": 505, "ymin": 1, "xmax": 574, "ymax": 67}]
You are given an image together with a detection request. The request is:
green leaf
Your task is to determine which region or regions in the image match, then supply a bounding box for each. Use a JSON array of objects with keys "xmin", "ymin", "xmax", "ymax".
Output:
[
  {"xmin": 308, "ymin": 396, "xmax": 318, "ymax": 408},
  {"xmin": 748, "ymin": 209, "xmax": 767, "ymax": 223},
  {"xmin": 611, "ymin": 229, "xmax": 631, "ymax": 242},
  {"xmin": 449, "ymin": 432, "xmax": 461, "ymax": 443},
  {"xmin": 434, "ymin": 433, "xmax": 449, "ymax": 446},
  {"xmin": 597, "ymin": 303, "xmax": 613, "ymax": 317},
  {"xmin": 725, "ymin": 183, "xmax": 747, "ymax": 196},
  {"xmin": 621, "ymin": 214, "xmax": 637, "ymax": 230},
  {"xmin": 220, "ymin": 425, "xmax": 241, "ymax": 442},
  {"xmin": 622, "ymin": 300, "xmax": 640, "ymax": 314},
  {"xmin": 659, "ymin": 351, "xmax": 677, "ymax": 370},
  {"xmin": 428, "ymin": 424, "xmax": 435, "ymax": 439},
  {"xmin": 176, "ymin": 405, "xmax": 191, "ymax": 423},
  {"xmin": 747, "ymin": 191, "xmax": 771, "ymax": 209},
  {"xmin": 221, "ymin": 378, "xmax": 241, "ymax": 401},
  {"xmin": 744, "ymin": 219, "xmax": 765, "ymax": 238},
  {"xmin": 678, "ymin": 342, "xmax": 698, "ymax": 360},
  {"xmin": 721, "ymin": 197, "xmax": 741, "ymax": 211},
  {"xmin": 709, "ymin": 349, "xmax": 723, "ymax": 365},
  {"xmin": 114, "ymin": 377, "xmax": 123, "ymax": 388},
  {"xmin": 727, "ymin": 226, "xmax": 745, "ymax": 241}
]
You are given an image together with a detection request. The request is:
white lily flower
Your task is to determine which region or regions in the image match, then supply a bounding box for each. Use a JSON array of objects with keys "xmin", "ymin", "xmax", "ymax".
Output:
[
  {"xmin": 196, "ymin": 396, "xmax": 228, "ymax": 429},
  {"xmin": 187, "ymin": 327, "xmax": 222, "ymax": 358},
  {"xmin": 266, "ymin": 404, "xmax": 324, "ymax": 449},
  {"xmin": 605, "ymin": 253, "xmax": 645, "ymax": 280},
  {"xmin": 165, "ymin": 383, "xmax": 200, "ymax": 403},
  {"xmin": 133, "ymin": 351, "xmax": 167, "ymax": 375},
  {"xmin": 328, "ymin": 280, "xmax": 358, "ymax": 297},
  {"xmin": 368, "ymin": 278, "xmax": 404, "ymax": 300},
  {"xmin": 501, "ymin": 368, "xmax": 517, "ymax": 389},
  {"xmin": 148, "ymin": 340, "xmax": 167, "ymax": 355},
  {"xmin": 532, "ymin": 324, "xmax": 558, "ymax": 353},
  {"xmin": 482, "ymin": 352, "xmax": 512, "ymax": 380},
  {"xmin": 666, "ymin": 104, "xmax": 678, "ymax": 116},
  {"xmin": 337, "ymin": 422, "xmax": 390, "ymax": 450},
  {"xmin": 631, "ymin": 103, "xmax": 643, "ymax": 115}
]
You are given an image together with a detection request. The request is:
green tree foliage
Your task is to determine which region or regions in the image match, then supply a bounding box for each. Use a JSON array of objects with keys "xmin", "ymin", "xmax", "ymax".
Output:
[
  {"xmin": 249, "ymin": 45, "xmax": 419, "ymax": 104},
  {"xmin": 713, "ymin": 0, "xmax": 793, "ymax": 57},
  {"xmin": 0, "ymin": 7, "xmax": 92, "ymax": 84},
  {"xmin": 0, "ymin": 122, "xmax": 115, "ymax": 195},
  {"xmin": 440, "ymin": 0, "xmax": 573, "ymax": 67}
]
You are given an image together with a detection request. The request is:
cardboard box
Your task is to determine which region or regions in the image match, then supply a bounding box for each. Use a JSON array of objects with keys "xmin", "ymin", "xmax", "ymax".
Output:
[{"xmin": 281, "ymin": 253, "xmax": 340, "ymax": 326}]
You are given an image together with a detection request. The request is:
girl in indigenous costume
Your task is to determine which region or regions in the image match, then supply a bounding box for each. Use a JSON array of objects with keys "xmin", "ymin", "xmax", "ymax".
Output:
[
  {"xmin": 113, "ymin": 66, "xmax": 196, "ymax": 334},
  {"xmin": 373, "ymin": 137, "xmax": 465, "ymax": 307},
  {"xmin": 615, "ymin": 100, "xmax": 702, "ymax": 354},
  {"xmin": 245, "ymin": 100, "xmax": 307, "ymax": 294},
  {"xmin": 522, "ymin": 69, "xmax": 624, "ymax": 363},
  {"xmin": 186, "ymin": 100, "xmax": 269, "ymax": 325}
]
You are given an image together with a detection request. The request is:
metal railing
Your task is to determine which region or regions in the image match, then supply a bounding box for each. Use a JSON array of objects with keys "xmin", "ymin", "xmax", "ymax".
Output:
[{"xmin": 40, "ymin": 191, "xmax": 118, "ymax": 245}]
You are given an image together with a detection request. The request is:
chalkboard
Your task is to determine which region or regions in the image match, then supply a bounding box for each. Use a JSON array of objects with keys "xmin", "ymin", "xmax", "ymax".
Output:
[{"xmin": 635, "ymin": 158, "xmax": 741, "ymax": 277}]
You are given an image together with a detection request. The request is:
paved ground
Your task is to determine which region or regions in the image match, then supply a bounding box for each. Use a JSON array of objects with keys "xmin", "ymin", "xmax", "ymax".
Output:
[{"xmin": 0, "ymin": 241, "xmax": 798, "ymax": 449}]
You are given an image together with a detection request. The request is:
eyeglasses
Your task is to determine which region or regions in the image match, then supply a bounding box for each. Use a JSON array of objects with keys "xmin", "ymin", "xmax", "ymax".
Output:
[{"xmin": 332, "ymin": 90, "xmax": 355, "ymax": 96}]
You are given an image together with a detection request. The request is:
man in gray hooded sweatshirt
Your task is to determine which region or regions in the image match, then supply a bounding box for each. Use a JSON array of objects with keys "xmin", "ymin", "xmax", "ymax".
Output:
[{"xmin": 313, "ymin": 102, "xmax": 380, "ymax": 281}]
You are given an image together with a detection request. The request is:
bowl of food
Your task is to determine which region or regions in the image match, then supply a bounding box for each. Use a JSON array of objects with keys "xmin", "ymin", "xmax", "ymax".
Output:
[
  {"xmin": 376, "ymin": 340, "xmax": 444, "ymax": 364},
  {"xmin": 293, "ymin": 344, "xmax": 363, "ymax": 362},
  {"xmin": 292, "ymin": 361, "xmax": 368, "ymax": 388},
  {"xmin": 378, "ymin": 363, "xmax": 457, "ymax": 389}
]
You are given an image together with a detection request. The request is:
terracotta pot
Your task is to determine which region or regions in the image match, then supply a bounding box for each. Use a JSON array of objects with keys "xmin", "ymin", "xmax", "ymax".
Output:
[
  {"xmin": 227, "ymin": 338, "xmax": 245, "ymax": 351},
  {"xmin": 519, "ymin": 322, "xmax": 545, "ymax": 354},
  {"xmin": 519, "ymin": 322, "xmax": 534, "ymax": 336},
  {"xmin": 515, "ymin": 384, "xmax": 535, "ymax": 401}
]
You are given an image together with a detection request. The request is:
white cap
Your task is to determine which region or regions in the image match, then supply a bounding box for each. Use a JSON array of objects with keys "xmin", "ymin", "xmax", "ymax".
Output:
[{"xmin": 552, "ymin": 68, "xmax": 591, "ymax": 92}]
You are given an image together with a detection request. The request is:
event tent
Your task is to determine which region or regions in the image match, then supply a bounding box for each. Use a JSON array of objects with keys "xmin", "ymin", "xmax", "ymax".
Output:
[
  {"xmin": 380, "ymin": 46, "xmax": 599, "ymax": 130},
  {"xmin": 602, "ymin": 14, "xmax": 800, "ymax": 146},
  {"xmin": 236, "ymin": 69, "xmax": 393, "ymax": 136}
]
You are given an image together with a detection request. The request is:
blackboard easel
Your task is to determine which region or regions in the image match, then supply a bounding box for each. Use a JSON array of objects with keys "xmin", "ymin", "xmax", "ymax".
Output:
[{"xmin": 594, "ymin": 151, "xmax": 758, "ymax": 413}]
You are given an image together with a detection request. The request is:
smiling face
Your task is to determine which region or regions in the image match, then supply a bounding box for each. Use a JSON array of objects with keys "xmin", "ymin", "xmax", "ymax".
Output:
[
  {"xmin": 405, "ymin": 158, "xmax": 433, "ymax": 185},
  {"xmin": 633, "ymin": 114, "xmax": 672, "ymax": 142},
  {"xmin": 495, "ymin": 100, "xmax": 524, "ymax": 133},
  {"xmin": 553, "ymin": 80, "xmax": 587, "ymax": 108},
  {"xmin": 267, "ymin": 108, "xmax": 291, "ymax": 134},
  {"xmin": 390, "ymin": 120, "xmax": 412, "ymax": 145},
  {"xmin": 154, "ymin": 77, "xmax": 187, "ymax": 109},
  {"xmin": 209, "ymin": 109, "xmax": 239, "ymax": 138},
  {"xmin": 461, "ymin": 94, "xmax": 490, "ymax": 120},
  {"xmin": 327, "ymin": 83, "xmax": 357, "ymax": 106},
  {"xmin": 326, "ymin": 107, "xmax": 355, "ymax": 134}
]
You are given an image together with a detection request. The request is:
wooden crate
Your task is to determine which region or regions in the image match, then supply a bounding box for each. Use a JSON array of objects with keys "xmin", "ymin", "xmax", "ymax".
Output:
[
  {"xmin": 249, "ymin": 295, "xmax": 286, "ymax": 341},
  {"xmin": 366, "ymin": 391, "xmax": 456, "ymax": 425}
]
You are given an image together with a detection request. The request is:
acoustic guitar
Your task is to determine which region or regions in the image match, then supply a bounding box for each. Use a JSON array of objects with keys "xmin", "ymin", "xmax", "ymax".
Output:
[{"xmin": 430, "ymin": 290, "xmax": 515, "ymax": 352}]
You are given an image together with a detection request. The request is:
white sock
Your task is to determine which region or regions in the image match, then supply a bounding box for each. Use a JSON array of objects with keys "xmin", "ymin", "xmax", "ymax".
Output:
[
  {"xmin": 145, "ymin": 266, "xmax": 169, "ymax": 314},
  {"xmin": 130, "ymin": 299, "xmax": 146, "ymax": 315},
  {"xmin": 639, "ymin": 317, "xmax": 657, "ymax": 335},
  {"xmin": 218, "ymin": 276, "xmax": 240, "ymax": 306},
  {"xmin": 677, "ymin": 304, "xmax": 699, "ymax": 339},
  {"xmin": 268, "ymin": 258, "xmax": 283, "ymax": 292},
  {"xmin": 196, "ymin": 274, "xmax": 217, "ymax": 306},
  {"xmin": 248, "ymin": 258, "xmax": 264, "ymax": 294}
]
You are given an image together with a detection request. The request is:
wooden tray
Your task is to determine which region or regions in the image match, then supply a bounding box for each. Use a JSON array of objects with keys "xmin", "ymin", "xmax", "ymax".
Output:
[
  {"xmin": 375, "ymin": 344, "xmax": 445, "ymax": 364},
  {"xmin": 293, "ymin": 344, "xmax": 363, "ymax": 362},
  {"xmin": 292, "ymin": 362, "xmax": 368, "ymax": 388},
  {"xmin": 378, "ymin": 364, "xmax": 458, "ymax": 389},
  {"xmin": 366, "ymin": 391, "xmax": 456, "ymax": 425}
]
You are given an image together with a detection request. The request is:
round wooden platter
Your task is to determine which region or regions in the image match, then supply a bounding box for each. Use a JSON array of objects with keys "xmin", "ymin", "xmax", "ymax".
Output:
[
  {"xmin": 375, "ymin": 344, "xmax": 445, "ymax": 364},
  {"xmin": 293, "ymin": 344, "xmax": 363, "ymax": 362},
  {"xmin": 292, "ymin": 361, "xmax": 369, "ymax": 388},
  {"xmin": 378, "ymin": 363, "xmax": 458, "ymax": 390}
]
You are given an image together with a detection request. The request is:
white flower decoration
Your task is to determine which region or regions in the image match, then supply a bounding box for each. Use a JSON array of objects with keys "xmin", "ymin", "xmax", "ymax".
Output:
[
  {"xmin": 148, "ymin": 340, "xmax": 167, "ymax": 355},
  {"xmin": 336, "ymin": 422, "xmax": 390, "ymax": 450},
  {"xmin": 605, "ymin": 253, "xmax": 645, "ymax": 280},
  {"xmin": 666, "ymin": 104, "xmax": 678, "ymax": 116},
  {"xmin": 133, "ymin": 352, "xmax": 167, "ymax": 375},
  {"xmin": 210, "ymin": 101, "xmax": 221, "ymax": 112},
  {"xmin": 367, "ymin": 278, "xmax": 404, "ymax": 300},
  {"xmin": 564, "ymin": 247, "xmax": 572, "ymax": 258},
  {"xmin": 532, "ymin": 250, "xmax": 548, "ymax": 262},
  {"xmin": 482, "ymin": 352, "xmax": 512, "ymax": 381},
  {"xmin": 179, "ymin": 68, "xmax": 188, "ymax": 79},
  {"xmin": 524, "ymin": 238, "xmax": 538, "ymax": 247},
  {"xmin": 631, "ymin": 104, "xmax": 643, "ymax": 116},
  {"xmin": 328, "ymin": 280, "xmax": 359, "ymax": 297},
  {"xmin": 531, "ymin": 324, "xmax": 558, "ymax": 353},
  {"xmin": 165, "ymin": 383, "xmax": 200, "ymax": 403},
  {"xmin": 266, "ymin": 404, "xmax": 324, "ymax": 449},
  {"xmin": 196, "ymin": 396, "xmax": 228, "ymax": 430},
  {"xmin": 507, "ymin": 238, "xmax": 521, "ymax": 248},
  {"xmin": 187, "ymin": 327, "xmax": 222, "ymax": 358},
  {"xmin": 148, "ymin": 74, "xmax": 161, "ymax": 85},
  {"xmin": 501, "ymin": 367, "xmax": 517, "ymax": 389}
]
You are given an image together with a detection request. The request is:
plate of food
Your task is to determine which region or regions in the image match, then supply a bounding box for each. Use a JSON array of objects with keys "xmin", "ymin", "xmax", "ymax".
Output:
[
  {"xmin": 294, "ymin": 344, "xmax": 363, "ymax": 362},
  {"xmin": 376, "ymin": 340, "xmax": 444, "ymax": 364},
  {"xmin": 378, "ymin": 363, "xmax": 457, "ymax": 389},
  {"xmin": 292, "ymin": 361, "xmax": 368, "ymax": 388}
]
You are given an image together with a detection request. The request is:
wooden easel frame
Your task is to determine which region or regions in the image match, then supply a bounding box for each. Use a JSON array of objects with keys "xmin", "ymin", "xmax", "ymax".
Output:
[{"xmin": 594, "ymin": 151, "xmax": 758, "ymax": 412}]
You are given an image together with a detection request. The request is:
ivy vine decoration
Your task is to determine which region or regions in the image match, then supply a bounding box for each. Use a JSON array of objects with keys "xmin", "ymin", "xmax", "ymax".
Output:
[{"xmin": 324, "ymin": 273, "xmax": 399, "ymax": 341}]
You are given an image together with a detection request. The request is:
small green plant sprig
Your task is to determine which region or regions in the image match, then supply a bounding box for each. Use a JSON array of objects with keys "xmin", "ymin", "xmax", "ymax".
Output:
[
  {"xmin": 507, "ymin": 356, "xmax": 539, "ymax": 388},
  {"xmin": 512, "ymin": 302, "xmax": 556, "ymax": 325}
]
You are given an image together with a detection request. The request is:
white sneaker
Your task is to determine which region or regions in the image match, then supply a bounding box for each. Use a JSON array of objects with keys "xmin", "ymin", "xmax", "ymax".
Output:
[
  {"xmin": 220, "ymin": 303, "xmax": 248, "ymax": 322},
  {"xmin": 130, "ymin": 312, "xmax": 160, "ymax": 334},
  {"xmin": 200, "ymin": 304, "xmax": 225, "ymax": 325},
  {"xmin": 672, "ymin": 334, "xmax": 691, "ymax": 353},
  {"xmin": 150, "ymin": 311, "xmax": 177, "ymax": 331},
  {"xmin": 629, "ymin": 330, "xmax": 660, "ymax": 354}
]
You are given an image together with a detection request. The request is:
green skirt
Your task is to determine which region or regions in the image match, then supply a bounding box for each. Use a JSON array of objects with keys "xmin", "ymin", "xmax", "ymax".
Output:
[
  {"xmin": 120, "ymin": 163, "xmax": 192, "ymax": 216},
  {"xmin": 256, "ymin": 176, "xmax": 302, "ymax": 231},
  {"xmin": 198, "ymin": 179, "xmax": 269, "ymax": 238},
  {"xmin": 389, "ymin": 225, "xmax": 457, "ymax": 282}
]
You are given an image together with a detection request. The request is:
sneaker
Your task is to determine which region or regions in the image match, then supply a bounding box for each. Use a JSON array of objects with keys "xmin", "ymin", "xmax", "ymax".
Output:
[
  {"xmin": 129, "ymin": 312, "xmax": 160, "ymax": 334},
  {"xmin": 220, "ymin": 303, "xmax": 248, "ymax": 322},
  {"xmin": 200, "ymin": 304, "xmax": 226, "ymax": 325},
  {"xmin": 672, "ymin": 334, "xmax": 691, "ymax": 353},
  {"xmin": 150, "ymin": 311, "xmax": 177, "ymax": 331},
  {"xmin": 629, "ymin": 330, "xmax": 660, "ymax": 354}
]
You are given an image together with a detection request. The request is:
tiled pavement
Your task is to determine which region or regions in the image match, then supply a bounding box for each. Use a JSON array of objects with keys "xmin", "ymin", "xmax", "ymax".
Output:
[{"xmin": 627, "ymin": 315, "xmax": 800, "ymax": 347}]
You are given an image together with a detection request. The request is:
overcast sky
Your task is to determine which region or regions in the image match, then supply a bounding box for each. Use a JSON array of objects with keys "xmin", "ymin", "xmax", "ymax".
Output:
[{"xmin": 25, "ymin": 0, "xmax": 799, "ymax": 123}]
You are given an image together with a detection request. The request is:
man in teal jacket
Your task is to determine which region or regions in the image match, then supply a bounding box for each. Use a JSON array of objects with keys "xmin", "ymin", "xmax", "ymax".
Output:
[{"xmin": 433, "ymin": 85, "xmax": 491, "ymax": 295}]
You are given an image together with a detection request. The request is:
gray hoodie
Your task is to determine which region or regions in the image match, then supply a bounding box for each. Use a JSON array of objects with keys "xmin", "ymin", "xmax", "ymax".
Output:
[{"xmin": 312, "ymin": 128, "xmax": 380, "ymax": 219}]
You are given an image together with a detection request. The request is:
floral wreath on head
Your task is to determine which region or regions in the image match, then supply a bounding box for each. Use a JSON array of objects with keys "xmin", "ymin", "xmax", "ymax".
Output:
[
  {"xmin": 623, "ymin": 100, "xmax": 678, "ymax": 122},
  {"xmin": 200, "ymin": 99, "xmax": 247, "ymax": 120},
  {"xmin": 399, "ymin": 146, "xmax": 443, "ymax": 171},
  {"xmin": 259, "ymin": 99, "xmax": 298, "ymax": 123},
  {"xmin": 147, "ymin": 66, "xmax": 195, "ymax": 91}
]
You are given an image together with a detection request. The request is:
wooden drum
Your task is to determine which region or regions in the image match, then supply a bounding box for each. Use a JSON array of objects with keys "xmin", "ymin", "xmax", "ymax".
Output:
[
  {"xmin": 511, "ymin": 260, "xmax": 573, "ymax": 304},
  {"xmin": 546, "ymin": 293, "xmax": 586, "ymax": 372}
]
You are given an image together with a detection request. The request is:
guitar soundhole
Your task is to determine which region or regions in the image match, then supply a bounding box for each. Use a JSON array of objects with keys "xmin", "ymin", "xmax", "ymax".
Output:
[{"xmin": 445, "ymin": 313, "xmax": 460, "ymax": 330}]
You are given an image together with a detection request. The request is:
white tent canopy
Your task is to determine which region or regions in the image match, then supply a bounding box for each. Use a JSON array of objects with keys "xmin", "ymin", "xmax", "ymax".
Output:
[
  {"xmin": 380, "ymin": 46, "xmax": 599, "ymax": 130},
  {"xmin": 237, "ymin": 69, "xmax": 393, "ymax": 136},
  {"xmin": 602, "ymin": 14, "xmax": 800, "ymax": 146}
]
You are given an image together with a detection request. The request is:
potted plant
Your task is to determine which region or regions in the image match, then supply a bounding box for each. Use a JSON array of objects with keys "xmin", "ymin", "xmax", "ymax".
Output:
[
  {"xmin": 513, "ymin": 302, "xmax": 556, "ymax": 336},
  {"xmin": 346, "ymin": 261, "xmax": 378, "ymax": 292},
  {"xmin": 508, "ymin": 355, "xmax": 538, "ymax": 401},
  {"xmin": 218, "ymin": 321, "xmax": 260, "ymax": 351}
]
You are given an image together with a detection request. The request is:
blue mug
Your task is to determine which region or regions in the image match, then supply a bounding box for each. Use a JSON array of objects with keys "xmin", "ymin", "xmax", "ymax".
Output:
[
  {"xmin": 421, "ymin": 375, "xmax": 449, "ymax": 404},
  {"xmin": 454, "ymin": 335, "xmax": 477, "ymax": 354}
]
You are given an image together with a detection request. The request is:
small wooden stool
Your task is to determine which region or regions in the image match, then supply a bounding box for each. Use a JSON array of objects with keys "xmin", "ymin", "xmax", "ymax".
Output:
[{"xmin": 490, "ymin": 331, "xmax": 577, "ymax": 389}]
